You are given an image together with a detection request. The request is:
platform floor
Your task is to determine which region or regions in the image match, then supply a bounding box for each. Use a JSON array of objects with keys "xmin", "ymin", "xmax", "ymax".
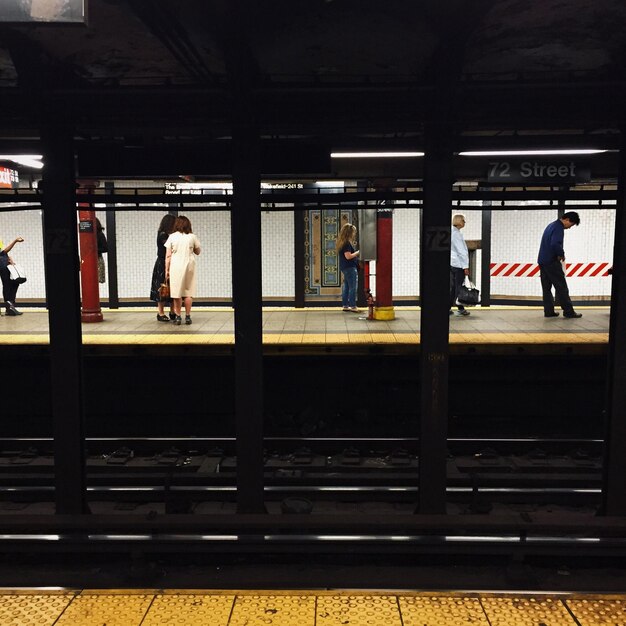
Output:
[
  {"xmin": 1, "ymin": 589, "xmax": 624, "ymax": 625},
  {"xmin": 0, "ymin": 306, "xmax": 610, "ymax": 354}
]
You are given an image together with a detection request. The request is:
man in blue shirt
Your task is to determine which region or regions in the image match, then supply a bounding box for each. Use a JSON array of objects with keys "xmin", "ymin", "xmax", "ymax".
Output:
[{"xmin": 537, "ymin": 211, "xmax": 581, "ymax": 318}]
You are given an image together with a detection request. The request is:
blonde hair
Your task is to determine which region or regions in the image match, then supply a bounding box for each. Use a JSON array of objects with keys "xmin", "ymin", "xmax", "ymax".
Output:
[
  {"xmin": 336, "ymin": 223, "xmax": 357, "ymax": 252},
  {"xmin": 452, "ymin": 214, "xmax": 466, "ymax": 227}
]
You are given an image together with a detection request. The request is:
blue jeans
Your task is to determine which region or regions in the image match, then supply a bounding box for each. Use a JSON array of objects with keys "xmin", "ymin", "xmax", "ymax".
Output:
[{"xmin": 341, "ymin": 267, "xmax": 358, "ymax": 308}]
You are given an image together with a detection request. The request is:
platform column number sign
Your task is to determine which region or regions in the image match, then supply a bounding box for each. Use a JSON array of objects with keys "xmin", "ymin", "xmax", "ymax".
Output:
[{"xmin": 77, "ymin": 181, "xmax": 103, "ymax": 322}]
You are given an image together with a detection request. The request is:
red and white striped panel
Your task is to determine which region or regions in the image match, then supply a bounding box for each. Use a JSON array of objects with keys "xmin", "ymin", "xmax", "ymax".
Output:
[{"xmin": 490, "ymin": 262, "xmax": 611, "ymax": 277}]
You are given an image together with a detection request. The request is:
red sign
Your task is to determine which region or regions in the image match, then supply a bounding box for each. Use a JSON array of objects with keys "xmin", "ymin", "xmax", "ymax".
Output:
[{"xmin": 0, "ymin": 167, "xmax": 18, "ymax": 189}]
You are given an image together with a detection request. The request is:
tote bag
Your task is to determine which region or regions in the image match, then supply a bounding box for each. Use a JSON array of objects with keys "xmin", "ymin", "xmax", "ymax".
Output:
[
  {"xmin": 7, "ymin": 263, "xmax": 26, "ymax": 284},
  {"xmin": 457, "ymin": 277, "xmax": 479, "ymax": 306}
]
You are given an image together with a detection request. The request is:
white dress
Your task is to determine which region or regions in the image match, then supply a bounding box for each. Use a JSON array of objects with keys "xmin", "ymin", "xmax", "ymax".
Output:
[{"xmin": 165, "ymin": 232, "xmax": 200, "ymax": 298}]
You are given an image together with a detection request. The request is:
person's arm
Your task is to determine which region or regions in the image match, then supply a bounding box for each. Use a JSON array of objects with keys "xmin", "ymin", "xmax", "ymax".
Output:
[
  {"xmin": 550, "ymin": 229, "xmax": 565, "ymax": 261},
  {"xmin": 165, "ymin": 247, "xmax": 172, "ymax": 279},
  {"xmin": 343, "ymin": 246, "xmax": 359, "ymax": 260},
  {"xmin": 2, "ymin": 236, "xmax": 23, "ymax": 254},
  {"xmin": 193, "ymin": 236, "xmax": 201, "ymax": 255}
]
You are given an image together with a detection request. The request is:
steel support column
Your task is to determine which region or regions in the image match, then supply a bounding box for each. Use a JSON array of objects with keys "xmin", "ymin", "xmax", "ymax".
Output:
[
  {"xmin": 294, "ymin": 208, "xmax": 305, "ymax": 308},
  {"xmin": 603, "ymin": 139, "xmax": 626, "ymax": 514},
  {"xmin": 40, "ymin": 125, "xmax": 87, "ymax": 514},
  {"xmin": 418, "ymin": 125, "xmax": 453, "ymax": 514},
  {"xmin": 480, "ymin": 201, "xmax": 492, "ymax": 307},
  {"xmin": 104, "ymin": 182, "xmax": 119, "ymax": 309},
  {"xmin": 231, "ymin": 124, "xmax": 266, "ymax": 514},
  {"xmin": 77, "ymin": 181, "xmax": 103, "ymax": 323},
  {"xmin": 374, "ymin": 206, "xmax": 394, "ymax": 320}
]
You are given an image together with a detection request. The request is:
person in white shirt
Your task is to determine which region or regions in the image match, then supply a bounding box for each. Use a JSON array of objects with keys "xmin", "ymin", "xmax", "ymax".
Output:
[{"xmin": 450, "ymin": 214, "xmax": 470, "ymax": 316}]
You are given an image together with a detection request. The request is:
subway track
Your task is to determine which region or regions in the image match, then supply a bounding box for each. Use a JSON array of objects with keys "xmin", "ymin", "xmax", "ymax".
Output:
[{"xmin": 0, "ymin": 436, "xmax": 603, "ymax": 509}]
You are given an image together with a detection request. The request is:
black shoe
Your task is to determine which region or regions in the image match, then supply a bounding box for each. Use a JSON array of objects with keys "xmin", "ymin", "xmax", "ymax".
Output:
[
  {"xmin": 157, "ymin": 314, "xmax": 169, "ymax": 322},
  {"xmin": 169, "ymin": 311, "xmax": 177, "ymax": 321},
  {"xmin": 185, "ymin": 316, "xmax": 192, "ymax": 325},
  {"xmin": 174, "ymin": 315, "xmax": 182, "ymax": 325},
  {"xmin": 564, "ymin": 312, "xmax": 582, "ymax": 319},
  {"xmin": 544, "ymin": 312, "xmax": 559, "ymax": 318},
  {"xmin": 5, "ymin": 306, "xmax": 22, "ymax": 316}
]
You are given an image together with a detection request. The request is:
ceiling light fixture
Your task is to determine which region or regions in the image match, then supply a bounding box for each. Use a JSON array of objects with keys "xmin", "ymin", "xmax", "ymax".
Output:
[
  {"xmin": 459, "ymin": 150, "xmax": 607, "ymax": 156},
  {"xmin": 0, "ymin": 154, "xmax": 44, "ymax": 169},
  {"xmin": 331, "ymin": 151, "xmax": 424, "ymax": 158}
]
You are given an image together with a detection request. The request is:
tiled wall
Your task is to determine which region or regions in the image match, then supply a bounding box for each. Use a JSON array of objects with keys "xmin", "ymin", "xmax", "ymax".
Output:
[
  {"xmin": 262, "ymin": 211, "xmax": 294, "ymax": 298},
  {"xmin": 0, "ymin": 202, "xmax": 616, "ymax": 303},
  {"xmin": 392, "ymin": 208, "xmax": 420, "ymax": 298}
]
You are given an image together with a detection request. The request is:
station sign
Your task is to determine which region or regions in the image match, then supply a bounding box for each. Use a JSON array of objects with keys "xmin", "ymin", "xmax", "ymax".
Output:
[
  {"xmin": 486, "ymin": 160, "xmax": 591, "ymax": 184},
  {"xmin": 0, "ymin": 0, "xmax": 86, "ymax": 23},
  {"xmin": 0, "ymin": 166, "xmax": 18, "ymax": 189}
]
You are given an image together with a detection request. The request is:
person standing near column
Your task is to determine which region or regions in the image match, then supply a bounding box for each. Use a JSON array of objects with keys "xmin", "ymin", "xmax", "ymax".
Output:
[
  {"xmin": 450, "ymin": 214, "xmax": 470, "ymax": 316},
  {"xmin": 0, "ymin": 235, "xmax": 25, "ymax": 316},
  {"xmin": 165, "ymin": 215, "xmax": 201, "ymax": 326},
  {"xmin": 538, "ymin": 211, "xmax": 582, "ymax": 318},
  {"xmin": 336, "ymin": 223, "xmax": 360, "ymax": 312}
]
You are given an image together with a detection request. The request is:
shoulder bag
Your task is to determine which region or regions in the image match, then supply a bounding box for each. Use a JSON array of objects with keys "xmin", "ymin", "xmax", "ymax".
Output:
[
  {"xmin": 457, "ymin": 276, "xmax": 479, "ymax": 306},
  {"xmin": 7, "ymin": 263, "xmax": 26, "ymax": 284}
]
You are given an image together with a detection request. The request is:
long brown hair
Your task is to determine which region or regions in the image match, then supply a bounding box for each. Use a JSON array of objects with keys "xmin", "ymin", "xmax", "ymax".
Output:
[
  {"xmin": 174, "ymin": 215, "xmax": 192, "ymax": 234},
  {"xmin": 336, "ymin": 223, "xmax": 356, "ymax": 252},
  {"xmin": 158, "ymin": 214, "xmax": 176, "ymax": 234}
]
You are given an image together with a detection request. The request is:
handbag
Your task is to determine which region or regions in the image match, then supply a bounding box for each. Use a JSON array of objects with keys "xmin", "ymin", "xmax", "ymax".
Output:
[
  {"xmin": 457, "ymin": 276, "xmax": 479, "ymax": 306},
  {"xmin": 7, "ymin": 263, "xmax": 26, "ymax": 284},
  {"xmin": 158, "ymin": 281, "xmax": 170, "ymax": 300}
]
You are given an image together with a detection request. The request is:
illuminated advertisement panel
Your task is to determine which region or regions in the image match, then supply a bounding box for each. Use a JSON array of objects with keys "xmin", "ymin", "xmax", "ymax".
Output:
[
  {"xmin": 0, "ymin": 0, "xmax": 85, "ymax": 23},
  {"xmin": 0, "ymin": 167, "xmax": 19, "ymax": 189}
]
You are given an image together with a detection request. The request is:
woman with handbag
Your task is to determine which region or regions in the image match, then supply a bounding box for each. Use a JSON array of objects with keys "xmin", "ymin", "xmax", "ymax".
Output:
[
  {"xmin": 165, "ymin": 215, "xmax": 201, "ymax": 326},
  {"xmin": 149, "ymin": 214, "xmax": 177, "ymax": 322},
  {"xmin": 96, "ymin": 218, "xmax": 108, "ymax": 284},
  {"xmin": 0, "ymin": 235, "xmax": 25, "ymax": 316}
]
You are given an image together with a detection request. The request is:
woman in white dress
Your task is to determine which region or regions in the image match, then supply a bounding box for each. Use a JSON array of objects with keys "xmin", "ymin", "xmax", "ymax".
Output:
[{"xmin": 165, "ymin": 216, "xmax": 201, "ymax": 325}]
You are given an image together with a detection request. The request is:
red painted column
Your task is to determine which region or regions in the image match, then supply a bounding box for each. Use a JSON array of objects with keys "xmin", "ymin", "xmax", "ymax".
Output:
[
  {"xmin": 77, "ymin": 181, "xmax": 103, "ymax": 322},
  {"xmin": 374, "ymin": 205, "xmax": 395, "ymax": 320}
]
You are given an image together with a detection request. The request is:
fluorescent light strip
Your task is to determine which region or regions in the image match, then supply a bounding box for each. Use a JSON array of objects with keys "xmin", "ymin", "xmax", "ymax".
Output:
[
  {"xmin": 0, "ymin": 154, "xmax": 44, "ymax": 169},
  {"xmin": 331, "ymin": 152, "xmax": 424, "ymax": 158},
  {"xmin": 459, "ymin": 150, "xmax": 606, "ymax": 156}
]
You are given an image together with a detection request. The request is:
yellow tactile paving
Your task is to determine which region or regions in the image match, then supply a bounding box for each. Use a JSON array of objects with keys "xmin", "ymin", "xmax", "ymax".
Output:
[
  {"xmin": 0, "ymin": 591, "xmax": 625, "ymax": 624},
  {"xmin": 229, "ymin": 594, "xmax": 316, "ymax": 626},
  {"xmin": 54, "ymin": 592, "xmax": 153, "ymax": 626},
  {"xmin": 317, "ymin": 594, "xmax": 402, "ymax": 626},
  {"xmin": 565, "ymin": 597, "xmax": 626, "ymax": 625},
  {"xmin": 481, "ymin": 596, "xmax": 576, "ymax": 625},
  {"xmin": 142, "ymin": 593, "xmax": 235, "ymax": 626},
  {"xmin": 399, "ymin": 595, "xmax": 489, "ymax": 625},
  {"xmin": 0, "ymin": 592, "xmax": 75, "ymax": 626}
]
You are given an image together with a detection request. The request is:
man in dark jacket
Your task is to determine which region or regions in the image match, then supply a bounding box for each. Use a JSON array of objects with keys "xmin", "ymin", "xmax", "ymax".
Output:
[{"xmin": 538, "ymin": 211, "xmax": 582, "ymax": 318}]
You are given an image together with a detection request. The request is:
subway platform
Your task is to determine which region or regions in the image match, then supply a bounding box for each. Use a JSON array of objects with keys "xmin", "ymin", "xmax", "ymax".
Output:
[
  {"xmin": 0, "ymin": 305, "xmax": 610, "ymax": 356},
  {"xmin": 1, "ymin": 589, "xmax": 624, "ymax": 625}
]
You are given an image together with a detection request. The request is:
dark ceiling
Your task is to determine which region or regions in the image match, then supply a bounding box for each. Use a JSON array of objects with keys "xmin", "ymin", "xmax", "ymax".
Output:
[{"xmin": 0, "ymin": 0, "xmax": 625, "ymax": 175}]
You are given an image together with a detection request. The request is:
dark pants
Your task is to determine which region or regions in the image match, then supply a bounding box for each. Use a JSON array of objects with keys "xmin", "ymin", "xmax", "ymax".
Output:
[
  {"xmin": 449, "ymin": 267, "xmax": 466, "ymax": 311},
  {"xmin": 539, "ymin": 260, "xmax": 574, "ymax": 315},
  {"xmin": 0, "ymin": 266, "xmax": 19, "ymax": 307}
]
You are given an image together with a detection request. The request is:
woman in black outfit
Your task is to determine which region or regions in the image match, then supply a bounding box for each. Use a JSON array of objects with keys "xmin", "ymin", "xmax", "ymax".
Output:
[
  {"xmin": 150, "ymin": 214, "xmax": 176, "ymax": 321},
  {"xmin": 96, "ymin": 218, "xmax": 108, "ymax": 284},
  {"xmin": 0, "ymin": 235, "xmax": 24, "ymax": 316}
]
